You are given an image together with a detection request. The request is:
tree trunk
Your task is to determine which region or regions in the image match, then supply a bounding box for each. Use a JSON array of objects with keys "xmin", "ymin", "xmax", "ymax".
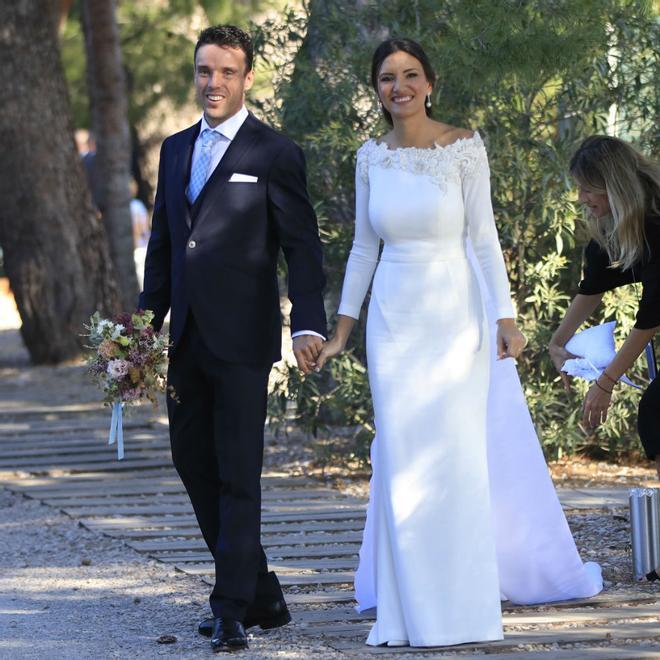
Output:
[
  {"xmin": 0, "ymin": 1, "xmax": 120, "ymax": 364},
  {"xmin": 82, "ymin": 0, "xmax": 138, "ymax": 309},
  {"xmin": 281, "ymin": 0, "xmax": 379, "ymax": 140},
  {"xmin": 130, "ymin": 123, "xmax": 153, "ymax": 211},
  {"xmin": 280, "ymin": 0, "xmax": 334, "ymax": 140}
]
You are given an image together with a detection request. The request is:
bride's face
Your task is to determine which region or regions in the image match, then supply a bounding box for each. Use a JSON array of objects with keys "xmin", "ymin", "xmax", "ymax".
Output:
[{"xmin": 377, "ymin": 50, "xmax": 432, "ymax": 122}]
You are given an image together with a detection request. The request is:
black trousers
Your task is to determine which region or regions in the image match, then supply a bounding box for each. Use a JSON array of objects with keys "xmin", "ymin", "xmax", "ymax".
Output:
[
  {"xmin": 638, "ymin": 375, "xmax": 660, "ymax": 460},
  {"xmin": 167, "ymin": 315, "xmax": 276, "ymax": 619}
]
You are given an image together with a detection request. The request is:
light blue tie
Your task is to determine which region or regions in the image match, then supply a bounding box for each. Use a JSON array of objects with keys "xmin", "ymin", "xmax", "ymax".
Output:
[{"xmin": 187, "ymin": 128, "xmax": 224, "ymax": 204}]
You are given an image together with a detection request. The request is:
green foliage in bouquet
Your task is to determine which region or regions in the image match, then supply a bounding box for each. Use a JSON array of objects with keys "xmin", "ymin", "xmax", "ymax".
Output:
[{"xmin": 258, "ymin": 0, "xmax": 658, "ymax": 465}]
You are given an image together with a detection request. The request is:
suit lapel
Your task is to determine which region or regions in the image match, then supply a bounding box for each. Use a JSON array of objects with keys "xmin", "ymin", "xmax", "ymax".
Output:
[{"xmin": 170, "ymin": 122, "xmax": 200, "ymax": 229}]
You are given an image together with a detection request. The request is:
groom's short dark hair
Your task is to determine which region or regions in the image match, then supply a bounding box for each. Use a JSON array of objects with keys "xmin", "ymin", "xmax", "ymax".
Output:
[{"xmin": 194, "ymin": 25, "xmax": 254, "ymax": 73}]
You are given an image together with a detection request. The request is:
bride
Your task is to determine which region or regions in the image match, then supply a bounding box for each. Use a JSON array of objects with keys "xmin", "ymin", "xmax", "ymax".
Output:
[{"xmin": 316, "ymin": 37, "xmax": 602, "ymax": 647}]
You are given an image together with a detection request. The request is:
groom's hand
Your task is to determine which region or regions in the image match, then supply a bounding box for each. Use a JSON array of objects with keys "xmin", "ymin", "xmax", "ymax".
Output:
[{"xmin": 293, "ymin": 335, "xmax": 323, "ymax": 375}]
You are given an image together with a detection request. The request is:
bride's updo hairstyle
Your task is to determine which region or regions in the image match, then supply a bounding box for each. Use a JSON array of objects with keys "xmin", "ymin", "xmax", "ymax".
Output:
[
  {"xmin": 371, "ymin": 38, "xmax": 436, "ymax": 126},
  {"xmin": 570, "ymin": 135, "xmax": 660, "ymax": 270}
]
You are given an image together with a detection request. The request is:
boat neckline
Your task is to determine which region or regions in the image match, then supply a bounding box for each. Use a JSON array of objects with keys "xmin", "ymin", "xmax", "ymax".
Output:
[{"xmin": 371, "ymin": 132, "xmax": 480, "ymax": 153}]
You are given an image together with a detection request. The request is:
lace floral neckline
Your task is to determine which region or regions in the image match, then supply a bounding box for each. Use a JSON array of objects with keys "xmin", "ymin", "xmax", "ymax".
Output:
[
  {"xmin": 357, "ymin": 132, "xmax": 486, "ymax": 188},
  {"xmin": 371, "ymin": 132, "xmax": 482, "ymax": 154}
]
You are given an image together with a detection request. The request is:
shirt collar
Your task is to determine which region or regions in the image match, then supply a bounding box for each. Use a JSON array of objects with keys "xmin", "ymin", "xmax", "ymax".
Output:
[{"xmin": 200, "ymin": 105, "xmax": 249, "ymax": 142}]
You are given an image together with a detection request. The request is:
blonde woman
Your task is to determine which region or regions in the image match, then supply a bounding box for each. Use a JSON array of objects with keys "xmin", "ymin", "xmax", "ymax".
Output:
[{"xmin": 550, "ymin": 135, "xmax": 660, "ymax": 478}]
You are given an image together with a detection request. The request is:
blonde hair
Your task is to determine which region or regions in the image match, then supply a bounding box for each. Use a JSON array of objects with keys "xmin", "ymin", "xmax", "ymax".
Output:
[{"xmin": 569, "ymin": 135, "xmax": 660, "ymax": 270}]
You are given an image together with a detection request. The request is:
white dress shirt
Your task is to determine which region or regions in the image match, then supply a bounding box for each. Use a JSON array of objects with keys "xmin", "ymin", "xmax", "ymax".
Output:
[
  {"xmin": 190, "ymin": 105, "xmax": 248, "ymax": 180},
  {"xmin": 192, "ymin": 106, "xmax": 324, "ymax": 342}
]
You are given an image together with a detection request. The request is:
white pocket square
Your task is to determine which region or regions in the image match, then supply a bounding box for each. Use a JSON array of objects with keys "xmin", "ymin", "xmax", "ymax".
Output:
[{"xmin": 229, "ymin": 173, "xmax": 258, "ymax": 183}]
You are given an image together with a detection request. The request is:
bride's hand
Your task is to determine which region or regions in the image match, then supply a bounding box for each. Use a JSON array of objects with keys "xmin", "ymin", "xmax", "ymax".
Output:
[
  {"xmin": 496, "ymin": 319, "xmax": 527, "ymax": 360},
  {"xmin": 315, "ymin": 335, "xmax": 346, "ymax": 371}
]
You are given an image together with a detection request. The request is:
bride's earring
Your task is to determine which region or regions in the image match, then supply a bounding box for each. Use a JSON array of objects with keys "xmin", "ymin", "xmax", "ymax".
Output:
[{"xmin": 425, "ymin": 93, "xmax": 432, "ymax": 109}]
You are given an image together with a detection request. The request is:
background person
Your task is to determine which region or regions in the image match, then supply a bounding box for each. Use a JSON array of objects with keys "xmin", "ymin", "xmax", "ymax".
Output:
[{"xmin": 549, "ymin": 135, "xmax": 660, "ymax": 474}]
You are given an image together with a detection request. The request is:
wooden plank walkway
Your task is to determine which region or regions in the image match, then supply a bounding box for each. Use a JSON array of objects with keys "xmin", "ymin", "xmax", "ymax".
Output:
[{"xmin": 1, "ymin": 403, "xmax": 660, "ymax": 657}]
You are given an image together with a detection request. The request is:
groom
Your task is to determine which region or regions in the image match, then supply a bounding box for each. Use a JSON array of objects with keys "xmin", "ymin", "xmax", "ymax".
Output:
[{"xmin": 139, "ymin": 25, "xmax": 326, "ymax": 652}]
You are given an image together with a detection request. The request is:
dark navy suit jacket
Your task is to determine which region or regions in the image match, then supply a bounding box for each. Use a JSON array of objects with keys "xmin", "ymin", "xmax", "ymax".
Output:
[{"xmin": 139, "ymin": 113, "xmax": 327, "ymax": 365}]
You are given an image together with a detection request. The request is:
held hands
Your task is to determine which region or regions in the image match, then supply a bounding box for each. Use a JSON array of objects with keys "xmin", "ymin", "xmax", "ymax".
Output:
[
  {"xmin": 292, "ymin": 335, "xmax": 324, "ymax": 375},
  {"xmin": 496, "ymin": 318, "xmax": 527, "ymax": 360},
  {"xmin": 292, "ymin": 334, "xmax": 346, "ymax": 375},
  {"xmin": 315, "ymin": 335, "xmax": 346, "ymax": 371},
  {"xmin": 307, "ymin": 315, "xmax": 355, "ymax": 373}
]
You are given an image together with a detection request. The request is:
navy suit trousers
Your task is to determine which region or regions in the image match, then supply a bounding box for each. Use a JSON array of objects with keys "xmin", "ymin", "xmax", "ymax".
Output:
[{"xmin": 167, "ymin": 314, "xmax": 273, "ymax": 619}]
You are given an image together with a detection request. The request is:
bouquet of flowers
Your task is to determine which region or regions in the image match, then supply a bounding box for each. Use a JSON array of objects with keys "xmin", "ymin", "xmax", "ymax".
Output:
[{"xmin": 85, "ymin": 309, "xmax": 171, "ymax": 459}]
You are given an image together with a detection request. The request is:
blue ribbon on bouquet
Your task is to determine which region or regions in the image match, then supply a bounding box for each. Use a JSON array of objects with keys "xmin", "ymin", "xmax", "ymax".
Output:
[{"xmin": 108, "ymin": 402, "xmax": 124, "ymax": 460}]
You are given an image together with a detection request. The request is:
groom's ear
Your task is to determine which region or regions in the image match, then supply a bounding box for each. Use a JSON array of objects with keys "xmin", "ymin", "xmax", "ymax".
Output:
[{"xmin": 243, "ymin": 68, "xmax": 254, "ymax": 92}]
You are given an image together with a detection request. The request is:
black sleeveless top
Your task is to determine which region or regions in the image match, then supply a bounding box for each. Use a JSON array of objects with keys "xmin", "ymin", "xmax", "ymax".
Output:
[{"xmin": 578, "ymin": 215, "xmax": 660, "ymax": 330}]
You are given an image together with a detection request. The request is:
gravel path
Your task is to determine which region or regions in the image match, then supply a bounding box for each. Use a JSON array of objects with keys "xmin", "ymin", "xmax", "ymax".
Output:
[
  {"xmin": 0, "ymin": 481, "xmax": 500, "ymax": 659},
  {"xmin": 0, "ymin": 487, "xmax": 346, "ymax": 659}
]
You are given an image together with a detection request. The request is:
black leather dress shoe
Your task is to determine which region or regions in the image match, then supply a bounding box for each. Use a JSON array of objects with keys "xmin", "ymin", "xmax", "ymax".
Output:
[
  {"xmin": 199, "ymin": 599, "xmax": 291, "ymax": 637},
  {"xmin": 245, "ymin": 598, "xmax": 291, "ymax": 630},
  {"xmin": 210, "ymin": 618, "xmax": 247, "ymax": 652}
]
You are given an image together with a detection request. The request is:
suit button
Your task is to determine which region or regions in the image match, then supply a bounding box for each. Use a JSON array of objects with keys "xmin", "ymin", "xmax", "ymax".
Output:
[{"xmin": 188, "ymin": 240, "xmax": 196, "ymax": 249}]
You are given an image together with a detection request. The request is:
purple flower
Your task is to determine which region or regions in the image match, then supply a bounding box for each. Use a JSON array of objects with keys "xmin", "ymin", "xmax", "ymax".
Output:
[
  {"xmin": 114, "ymin": 313, "xmax": 134, "ymax": 336},
  {"xmin": 89, "ymin": 361, "xmax": 106, "ymax": 377},
  {"xmin": 128, "ymin": 347, "xmax": 147, "ymax": 366}
]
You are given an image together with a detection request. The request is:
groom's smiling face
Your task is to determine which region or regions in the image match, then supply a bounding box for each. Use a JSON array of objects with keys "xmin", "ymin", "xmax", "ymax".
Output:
[{"xmin": 194, "ymin": 44, "xmax": 254, "ymax": 127}]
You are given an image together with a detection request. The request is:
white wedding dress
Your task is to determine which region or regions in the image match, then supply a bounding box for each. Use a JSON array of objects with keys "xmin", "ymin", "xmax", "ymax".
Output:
[{"xmin": 337, "ymin": 134, "xmax": 602, "ymax": 647}]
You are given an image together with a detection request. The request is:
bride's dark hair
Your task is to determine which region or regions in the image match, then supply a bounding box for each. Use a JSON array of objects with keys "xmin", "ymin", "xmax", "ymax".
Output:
[{"xmin": 371, "ymin": 38, "xmax": 436, "ymax": 126}]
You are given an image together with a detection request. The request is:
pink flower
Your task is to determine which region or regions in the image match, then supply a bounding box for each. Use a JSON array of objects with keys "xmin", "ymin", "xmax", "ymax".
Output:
[
  {"xmin": 125, "ymin": 387, "xmax": 142, "ymax": 401},
  {"xmin": 107, "ymin": 359, "xmax": 130, "ymax": 380},
  {"xmin": 116, "ymin": 385, "xmax": 142, "ymax": 402}
]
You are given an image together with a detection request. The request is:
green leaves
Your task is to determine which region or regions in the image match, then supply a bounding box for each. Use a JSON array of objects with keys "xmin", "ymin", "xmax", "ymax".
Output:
[{"xmin": 61, "ymin": 0, "xmax": 282, "ymax": 128}]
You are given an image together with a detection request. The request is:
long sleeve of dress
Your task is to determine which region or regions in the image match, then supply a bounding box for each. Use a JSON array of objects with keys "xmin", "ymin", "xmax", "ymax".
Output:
[
  {"xmin": 463, "ymin": 139, "xmax": 516, "ymax": 320},
  {"xmin": 337, "ymin": 146, "xmax": 381, "ymax": 319}
]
